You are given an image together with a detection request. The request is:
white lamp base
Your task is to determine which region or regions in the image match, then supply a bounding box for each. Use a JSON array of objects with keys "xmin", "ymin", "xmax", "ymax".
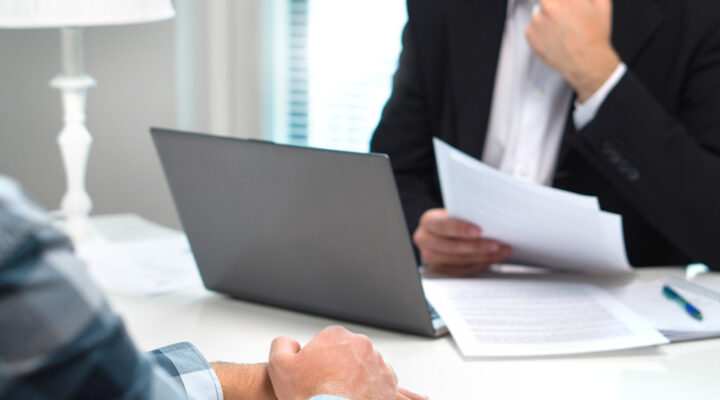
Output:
[
  {"xmin": 51, "ymin": 28, "xmax": 96, "ymax": 243},
  {"xmin": 51, "ymin": 74, "xmax": 96, "ymax": 243}
]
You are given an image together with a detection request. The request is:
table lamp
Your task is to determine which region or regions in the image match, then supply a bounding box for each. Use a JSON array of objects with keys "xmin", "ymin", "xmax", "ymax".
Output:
[{"xmin": 0, "ymin": 0, "xmax": 175, "ymax": 242}]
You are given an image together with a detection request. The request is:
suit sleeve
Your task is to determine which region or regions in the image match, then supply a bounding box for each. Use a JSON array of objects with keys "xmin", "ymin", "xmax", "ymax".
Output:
[
  {"xmin": 370, "ymin": 10, "xmax": 442, "ymax": 248},
  {"xmin": 572, "ymin": 24, "xmax": 720, "ymax": 270}
]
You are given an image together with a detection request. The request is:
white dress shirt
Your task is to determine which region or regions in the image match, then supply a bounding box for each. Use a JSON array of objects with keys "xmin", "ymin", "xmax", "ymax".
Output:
[{"xmin": 482, "ymin": 0, "xmax": 627, "ymax": 185}]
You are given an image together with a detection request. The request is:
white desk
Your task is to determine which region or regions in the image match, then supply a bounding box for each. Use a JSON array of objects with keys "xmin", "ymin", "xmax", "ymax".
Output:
[{"xmin": 93, "ymin": 214, "xmax": 720, "ymax": 400}]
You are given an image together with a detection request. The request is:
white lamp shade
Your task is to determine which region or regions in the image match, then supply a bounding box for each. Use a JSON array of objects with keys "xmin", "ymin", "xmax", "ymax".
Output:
[{"xmin": 0, "ymin": 0, "xmax": 175, "ymax": 28}]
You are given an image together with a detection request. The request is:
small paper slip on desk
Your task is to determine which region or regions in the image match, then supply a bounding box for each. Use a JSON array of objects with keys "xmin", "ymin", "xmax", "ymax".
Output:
[{"xmin": 611, "ymin": 276, "xmax": 720, "ymax": 342}]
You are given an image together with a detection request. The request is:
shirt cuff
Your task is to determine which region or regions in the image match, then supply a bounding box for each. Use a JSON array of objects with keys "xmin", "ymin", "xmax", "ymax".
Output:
[
  {"xmin": 308, "ymin": 396, "xmax": 351, "ymax": 400},
  {"xmin": 150, "ymin": 342, "xmax": 224, "ymax": 400},
  {"xmin": 573, "ymin": 62, "xmax": 627, "ymax": 130}
]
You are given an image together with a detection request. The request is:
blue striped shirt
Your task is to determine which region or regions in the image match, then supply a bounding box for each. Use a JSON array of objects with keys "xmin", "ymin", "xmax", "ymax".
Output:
[{"xmin": 0, "ymin": 176, "xmax": 348, "ymax": 400}]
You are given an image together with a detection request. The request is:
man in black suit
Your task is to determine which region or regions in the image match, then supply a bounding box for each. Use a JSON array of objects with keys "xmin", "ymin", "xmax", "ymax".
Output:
[{"xmin": 371, "ymin": 0, "xmax": 720, "ymax": 274}]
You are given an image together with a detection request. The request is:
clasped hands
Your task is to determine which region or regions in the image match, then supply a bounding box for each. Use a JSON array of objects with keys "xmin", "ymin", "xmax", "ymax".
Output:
[{"xmin": 213, "ymin": 326, "xmax": 428, "ymax": 400}]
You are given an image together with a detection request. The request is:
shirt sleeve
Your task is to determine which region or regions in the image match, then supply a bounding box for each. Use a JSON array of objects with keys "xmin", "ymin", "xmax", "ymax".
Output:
[
  {"xmin": 0, "ymin": 176, "xmax": 222, "ymax": 400},
  {"xmin": 573, "ymin": 63, "xmax": 628, "ymax": 130},
  {"xmin": 150, "ymin": 342, "xmax": 224, "ymax": 400}
]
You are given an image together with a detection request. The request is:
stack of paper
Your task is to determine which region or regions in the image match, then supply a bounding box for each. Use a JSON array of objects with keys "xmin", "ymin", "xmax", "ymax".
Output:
[{"xmin": 433, "ymin": 138, "xmax": 632, "ymax": 274}]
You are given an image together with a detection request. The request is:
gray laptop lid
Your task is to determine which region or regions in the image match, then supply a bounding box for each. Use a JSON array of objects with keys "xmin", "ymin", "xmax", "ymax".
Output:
[{"xmin": 151, "ymin": 128, "xmax": 437, "ymax": 336}]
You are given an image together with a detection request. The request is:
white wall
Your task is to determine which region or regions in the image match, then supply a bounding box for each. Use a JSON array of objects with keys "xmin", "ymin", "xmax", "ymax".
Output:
[{"xmin": 0, "ymin": 0, "xmax": 265, "ymax": 229}]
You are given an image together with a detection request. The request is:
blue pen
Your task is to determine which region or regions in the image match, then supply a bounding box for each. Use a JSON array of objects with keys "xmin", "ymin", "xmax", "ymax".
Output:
[{"xmin": 662, "ymin": 285, "xmax": 703, "ymax": 322}]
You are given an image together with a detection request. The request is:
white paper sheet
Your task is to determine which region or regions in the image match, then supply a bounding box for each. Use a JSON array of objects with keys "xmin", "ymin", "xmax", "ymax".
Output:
[
  {"xmin": 77, "ymin": 235, "xmax": 203, "ymax": 296},
  {"xmin": 433, "ymin": 138, "xmax": 632, "ymax": 274},
  {"xmin": 423, "ymin": 277, "xmax": 669, "ymax": 357}
]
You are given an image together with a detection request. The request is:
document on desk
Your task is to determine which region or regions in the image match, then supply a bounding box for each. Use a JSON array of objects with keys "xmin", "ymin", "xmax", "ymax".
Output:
[
  {"xmin": 609, "ymin": 277, "xmax": 720, "ymax": 342},
  {"xmin": 77, "ymin": 235, "xmax": 203, "ymax": 296},
  {"xmin": 433, "ymin": 138, "xmax": 632, "ymax": 274},
  {"xmin": 423, "ymin": 277, "xmax": 669, "ymax": 357}
]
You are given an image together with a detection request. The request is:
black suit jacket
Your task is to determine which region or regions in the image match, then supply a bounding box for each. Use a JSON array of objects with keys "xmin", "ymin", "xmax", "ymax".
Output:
[{"xmin": 371, "ymin": 0, "xmax": 720, "ymax": 269}]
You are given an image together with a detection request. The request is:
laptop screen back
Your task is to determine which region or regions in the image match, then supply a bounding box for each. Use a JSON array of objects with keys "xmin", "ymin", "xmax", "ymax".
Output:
[{"xmin": 151, "ymin": 128, "xmax": 435, "ymax": 335}]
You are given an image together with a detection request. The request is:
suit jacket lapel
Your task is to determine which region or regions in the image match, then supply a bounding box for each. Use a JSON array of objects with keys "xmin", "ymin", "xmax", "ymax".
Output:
[
  {"xmin": 447, "ymin": 0, "xmax": 507, "ymax": 159},
  {"xmin": 555, "ymin": 0, "xmax": 664, "ymax": 173}
]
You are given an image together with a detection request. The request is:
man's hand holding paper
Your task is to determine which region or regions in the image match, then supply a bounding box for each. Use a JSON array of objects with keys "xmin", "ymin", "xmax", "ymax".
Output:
[
  {"xmin": 432, "ymin": 138, "xmax": 632, "ymax": 275},
  {"xmin": 413, "ymin": 209, "xmax": 512, "ymax": 276}
]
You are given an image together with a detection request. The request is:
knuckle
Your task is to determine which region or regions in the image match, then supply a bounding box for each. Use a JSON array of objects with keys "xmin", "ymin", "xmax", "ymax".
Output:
[
  {"xmin": 355, "ymin": 333, "xmax": 372, "ymax": 345},
  {"xmin": 412, "ymin": 229, "xmax": 426, "ymax": 246},
  {"xmin": 420, "ymin": 208, "xmax": 441, "ymax": 224},
  {"xmin": 541, "ymin": 0, "xmax": 555, "ymax": 14},
  {"xmin": 428, "ymin": 208, "xmax": 445, "ymax": 217},
  {"xmin": 325, "ymin": 325, "xmax": 348, "ymax": 336},
  {"xmin": 421, "ymin": 209, "xmax": 448, "ymax": 233},
  {"xmin": 353, "ymin": 334, "xmax": 374, "ymax": 351},
  {"xmin": 270, "ymin": 337, "xmax": 287, "ymax": 352}
]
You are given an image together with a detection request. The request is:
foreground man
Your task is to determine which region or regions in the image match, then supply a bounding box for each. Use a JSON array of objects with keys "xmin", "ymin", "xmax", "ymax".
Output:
[
  {"xmin": 372, "ymin": 0, "xmax": 720, "ymax": 274},
  {"xmin": 0, "ymin": 177, "xmax": 425, "ymax": 400}
]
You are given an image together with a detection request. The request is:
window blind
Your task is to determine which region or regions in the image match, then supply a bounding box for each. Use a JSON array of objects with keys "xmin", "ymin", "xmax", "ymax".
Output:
[{"xmin": 269, "ymin": 0, "xmax": 407, "ymax": 152}]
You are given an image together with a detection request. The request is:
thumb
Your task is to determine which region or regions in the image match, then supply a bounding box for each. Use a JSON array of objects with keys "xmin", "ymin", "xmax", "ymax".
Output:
[{"xmin": 270, "ymin": 336, "xmax": 301, "ymax": 360}]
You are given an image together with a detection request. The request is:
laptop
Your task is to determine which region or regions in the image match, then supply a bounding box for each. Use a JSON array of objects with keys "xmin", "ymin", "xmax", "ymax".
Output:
[{"xmin": 151, "ymin": 128, "xmax": 447, "ymax": 337}]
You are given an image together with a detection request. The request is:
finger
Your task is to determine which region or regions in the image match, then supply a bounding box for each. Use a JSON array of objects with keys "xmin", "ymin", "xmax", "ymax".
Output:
[
  {"xmin": 419, "ymin": 209, "xmax": 482, "ymax": 239},
  {"xmin": 496, "ymin": 245, "xmax": 513, "ymax": 261},
  {"xmin": 462, "ymin": 245, "xmax": 510, "ymax": 266},
  {"xmin": 430, "ymin": 263, "xmax": 493, "ymax": 277},
  {"xmin": 269, "ymin": 336, "xmax": 301, "ymax": 359},
  {"xmin": 349, "ymin": 333, "xmax": 375, "ymax": 359},
  {"xmin": 429, "ymin": 252, "xmax": 510, "ymax": 272},
  {"xmin": 527, "ymin": 2, "xmax": 552, "ymax": 36},
  {"xmin": 429, "ymin": 246, "xmax": 512, "ymax": 276},
  {"xmin": 422, "ymin": 251, "xmax": 491, "ymax": 266},
  {"xmin": 420, "ymin": 245, "xmax": 503, "ymax": 266},
  {"xmin": 415, "ymin": 230, "xmax": 503, "ymax": 255},
  {"xmin": 398, "ymin": 387, "xmax": 430, "ymax": 400},
  {"xmin": 428, "ymin": 262, "xmax": 491, "ymax": 275},
  {"xmin": 538, "ymin": 0, "xmax": 564, "ymax": 21}
]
